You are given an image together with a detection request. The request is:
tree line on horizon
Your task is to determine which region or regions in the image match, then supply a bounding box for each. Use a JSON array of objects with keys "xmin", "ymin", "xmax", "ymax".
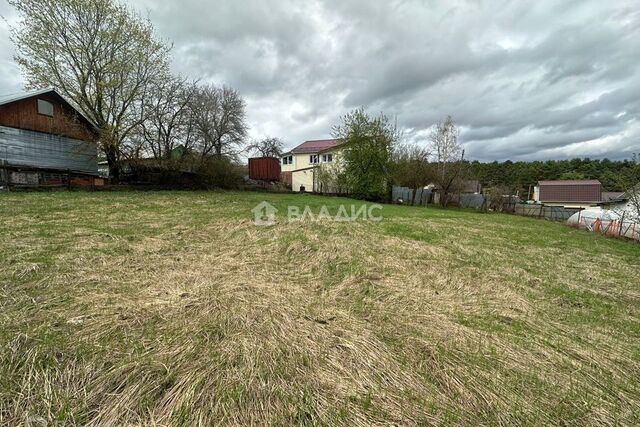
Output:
[{"xmin": 468, "ymin": 158, "xmax": 637, "ymax": 193}]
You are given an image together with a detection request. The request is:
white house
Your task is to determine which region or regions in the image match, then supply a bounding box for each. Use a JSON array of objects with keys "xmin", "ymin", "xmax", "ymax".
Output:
[{"xmin": 281, "ymin": 139, "xmax": 344, "ymax": 192}]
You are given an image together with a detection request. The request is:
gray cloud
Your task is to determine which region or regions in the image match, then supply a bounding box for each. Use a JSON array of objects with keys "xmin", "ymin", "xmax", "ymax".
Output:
[{"xmin": 1, "ymin": 0, "xmax": 639, "ymax": 160}]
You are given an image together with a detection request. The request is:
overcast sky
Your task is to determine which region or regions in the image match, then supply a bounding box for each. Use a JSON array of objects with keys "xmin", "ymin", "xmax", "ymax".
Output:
[{"xmin": 1, "ymin": 0, "xmax": 639, "ymax": 161}]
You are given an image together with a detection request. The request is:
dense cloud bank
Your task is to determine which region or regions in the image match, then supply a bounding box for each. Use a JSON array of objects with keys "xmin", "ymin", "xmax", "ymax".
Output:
[{"xmin": 1, "ymin": 0, "xmax": 638, "ymax": 161}]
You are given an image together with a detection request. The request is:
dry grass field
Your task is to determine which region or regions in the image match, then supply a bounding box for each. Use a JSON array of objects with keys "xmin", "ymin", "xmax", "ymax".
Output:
[{"xmin": 0, "ymin": 191, "xmax": 639, "ymax": 426}]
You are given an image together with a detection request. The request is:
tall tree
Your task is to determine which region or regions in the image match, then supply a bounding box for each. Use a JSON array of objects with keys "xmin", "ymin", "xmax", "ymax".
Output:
[
  {"xmin": 332, "ymin": 108, "xmax": 398, "ymax": 201},
  {"xmin": 189, "ymin": 84, "xmax": 248, "ymax": 159},
  {"xmin": 129, "ymin": 77, "xmax": 198, "ymax": 161},
  {"xmin": 9, "ymin": 0, "xmax": 172, "ymax": 178},
  {"xmin": 429, "ymin": 115, "xmax": 466, "ymax": 206},
  {"xmin": 247, "ymin": 137, "xmax": 284, "ymax": 158}
]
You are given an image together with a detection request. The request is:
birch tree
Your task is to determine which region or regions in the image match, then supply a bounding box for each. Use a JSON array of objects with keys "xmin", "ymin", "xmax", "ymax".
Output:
[{"xmin": 429, "ymin": 115, "xmax": 466, "ymax": 206}]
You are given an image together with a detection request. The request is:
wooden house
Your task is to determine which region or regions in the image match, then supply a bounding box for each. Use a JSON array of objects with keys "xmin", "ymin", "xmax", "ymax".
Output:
[{"xmin": 0, "ymin": 88, "xmax": 101, "ymax": 188}]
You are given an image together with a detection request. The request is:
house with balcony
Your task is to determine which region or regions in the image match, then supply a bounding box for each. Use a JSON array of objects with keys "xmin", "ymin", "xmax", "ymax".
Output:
[{"xmin": 280, "ymin": 139, "xmax": 344, "ymax": 192}]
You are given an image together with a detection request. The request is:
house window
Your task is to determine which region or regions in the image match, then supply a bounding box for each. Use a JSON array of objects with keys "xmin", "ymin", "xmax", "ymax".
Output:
[
  {"xmin": 309, "ymin": 154, "xmax": 318, "ymax": 164},
  {"xmin": 37, "ymin": 99, "xmax": 54, "ymax": 117},
  {"xmin": 322, "ymin": 153, "xmax": 333, "ymax": 163},
  {"xmin": 282, "ymin": 155, "xmax": 293, "ymax": 165}
]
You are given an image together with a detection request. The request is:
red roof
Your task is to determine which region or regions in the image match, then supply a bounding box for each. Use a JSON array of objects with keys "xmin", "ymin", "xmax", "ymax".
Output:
[
  {"xmin": 291, "ymin": 139, "xmax": 341, "ymax": 154},
  {"xmin": 538, "ymin": 180, "xmax": 602, "ymax": 203}
]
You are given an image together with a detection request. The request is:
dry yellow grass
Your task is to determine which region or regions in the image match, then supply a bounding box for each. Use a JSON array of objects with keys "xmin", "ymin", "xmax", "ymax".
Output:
[{"xmin": 0, "ymin": 191, "xmax": 639, "ymax": 426}]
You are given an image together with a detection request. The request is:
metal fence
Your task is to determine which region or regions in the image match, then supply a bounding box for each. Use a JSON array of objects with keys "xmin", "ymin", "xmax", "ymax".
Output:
[
  {"xmin": 391, "ymin": 186, "xmax": 580, "ymax": 221},
  {"xmin": 459, "ymin": 193, "xmax": 486, "ymax": 209},
  {"xmin": 391, "ymin": 186, "xmax": 512, "ymax": 211},
  {"xmin": 392, "ymin": 186, "xmax": 433, "ymax": 206},
  {"xmin": 513, "ymin": 204, "xmax": 581, "ymax": 222}
]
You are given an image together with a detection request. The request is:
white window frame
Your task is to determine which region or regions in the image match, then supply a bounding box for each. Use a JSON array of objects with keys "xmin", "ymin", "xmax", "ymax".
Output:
[
  {"xmin": 322, "ymin": 153, "xmax": 333, "ymax": 163},
  {"xmin": 309, "ymin": 154, "xmax": 318, "ymax": 164}
]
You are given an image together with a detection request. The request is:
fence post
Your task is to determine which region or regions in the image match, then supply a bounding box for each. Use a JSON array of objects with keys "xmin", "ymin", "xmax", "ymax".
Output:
[
  {"xmin": 0, "ymin": 167, "xmax": 6, "ymax": 191},
  {"xmin": 577, "ymin": 209, "xmax": 581, "ymax": 227}
]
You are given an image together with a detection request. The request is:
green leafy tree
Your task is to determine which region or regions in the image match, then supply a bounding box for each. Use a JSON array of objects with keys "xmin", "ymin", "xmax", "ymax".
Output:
[
  {"xmin": 332, "ymin": 108, "xmax": 398, "ymax": 201},
  {"xmin": 468, "ymin": 158, "xmax": 635, "ymax": 193},
  {"xmin": 9, "ymin": 0, "xmax": 172, "ymax": 178}
]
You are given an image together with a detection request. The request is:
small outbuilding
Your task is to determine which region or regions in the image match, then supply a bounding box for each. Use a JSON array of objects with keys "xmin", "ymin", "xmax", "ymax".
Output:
[{"xmin": 534, "ymin": 179, "xmax": 602, "ymax": 208}]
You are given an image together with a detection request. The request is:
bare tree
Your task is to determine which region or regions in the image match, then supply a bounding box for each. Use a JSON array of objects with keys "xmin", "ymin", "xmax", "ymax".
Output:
[
  {"xmin": 391, "ymin": 143, "xmax": 432, "ymax": 189},
  {"xmin": 484, "ymin": 185, "xmax": 517, "ymax": 212},
  {"xmin": 8, "ymin": 0, "xmax": 172, "ymax": 178},
  {"xmin": 128, "ymin": 77, "xmax": 198, "ymax": 161},
  {"xmin": 247, "ymin": 137, "xmax": 284, "ymax": 158},
  {"xmin": 189, "ymin": 84, "xmax": 248, "ymax": 159},
  {"xmin": 429, "ymin": 115, "xmax": 466, "ymax": 206}
]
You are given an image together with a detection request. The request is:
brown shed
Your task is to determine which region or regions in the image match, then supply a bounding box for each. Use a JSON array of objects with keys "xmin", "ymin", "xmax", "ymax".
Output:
[
  {"xmin": 248, "ymin": 157, "xmax": 281, "ymax": 181},
  {"xmin": 537, "ymin": 180, "xmax": 602, "ymax": 205}
]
